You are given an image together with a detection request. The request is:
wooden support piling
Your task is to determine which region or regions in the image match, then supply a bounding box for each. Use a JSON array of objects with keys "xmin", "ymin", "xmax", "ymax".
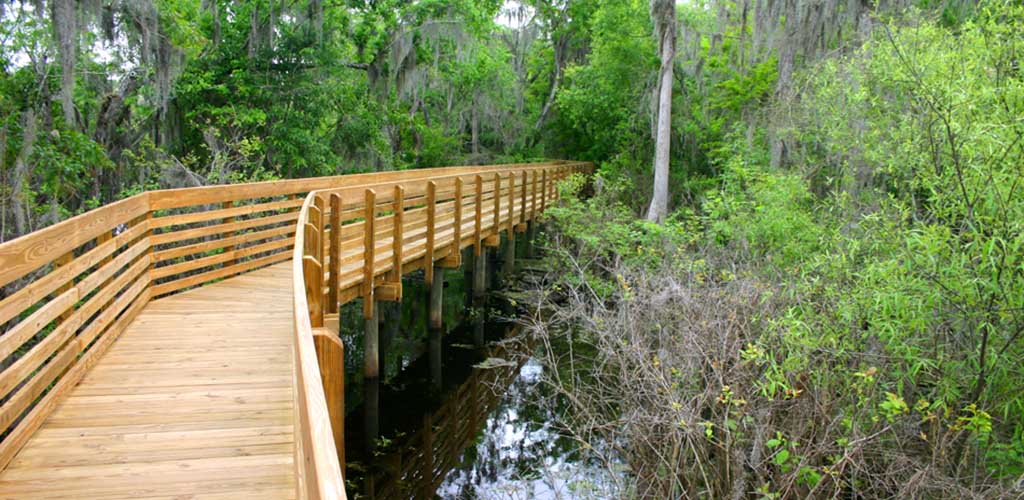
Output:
[
  {"xmin": 473, "ymin": 247, "xmax": 487, "ymax": 299},
  {"xmin": 429, "ymin": 264, "xmax": 444, "ymax": 330},
  {"xmin": 502, "ymin": 228, "xmax": 515, "ymax": 277},
  {"xmin": 364, "ymin": 299, "xmax": 380, "ymax": 379}
]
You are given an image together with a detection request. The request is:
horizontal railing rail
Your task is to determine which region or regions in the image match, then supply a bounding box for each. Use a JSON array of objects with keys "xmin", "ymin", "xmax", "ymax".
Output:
[{"xmin": 0, "ymin": 159, "xmax": 588, "ymax": 499}]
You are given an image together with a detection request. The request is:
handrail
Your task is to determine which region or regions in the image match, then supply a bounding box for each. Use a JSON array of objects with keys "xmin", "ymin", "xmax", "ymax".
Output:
[
  {"xmin": 291, "ymin": 160, "xmax": 591, "ymax": 498},
  {"xmin": 0, "ymin": 159, "xmax": 589, "ymax": 498}
]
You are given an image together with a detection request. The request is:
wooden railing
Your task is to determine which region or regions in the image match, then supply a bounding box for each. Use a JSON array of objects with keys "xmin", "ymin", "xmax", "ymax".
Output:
[
  {"xmin": 0, "ymin": 160, "xmax": 588, "ymax": 499},
  {"xmin": 292, "ymin": 161, "xmax": 589, "ymax": 498}
]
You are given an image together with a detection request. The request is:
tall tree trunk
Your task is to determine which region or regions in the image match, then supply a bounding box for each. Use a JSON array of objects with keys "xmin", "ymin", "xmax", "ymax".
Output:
[
  {"xmin": 471, "ymin": 93, "xmax": 480, "ymax": 157},
  {"xmin": 12, "ymin": 109, "xmax": 38, "ymax": 237},
  {"xmin": 52, "ymin": 0, "xmax": 77, "ymax": 127},
  {"xmin": 647, "ymin": 0, "xmax": 676, "ymax": 223},
  {"xmin": 770, "ymin": 0, "xmax": 799, "ymax": 170}
]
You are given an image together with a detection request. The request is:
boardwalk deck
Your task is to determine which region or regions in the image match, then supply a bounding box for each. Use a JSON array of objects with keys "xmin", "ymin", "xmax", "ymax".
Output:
[
  {"xmin": 0, "ymin": 263, "xmax": 296, "ymax": 499},
  {"xmin": 0, "ymin": 161, "xmax": 589, "ymax": 499}
]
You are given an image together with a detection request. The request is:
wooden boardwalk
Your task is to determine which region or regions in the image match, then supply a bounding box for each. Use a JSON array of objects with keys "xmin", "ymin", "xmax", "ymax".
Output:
[
  {"xmin": 0, "ymin": 161, "xmax": 589, "ymax": 499},
  {"xmin": 0, "ymin": 263, "xmax": 296, "ymax": 499}
]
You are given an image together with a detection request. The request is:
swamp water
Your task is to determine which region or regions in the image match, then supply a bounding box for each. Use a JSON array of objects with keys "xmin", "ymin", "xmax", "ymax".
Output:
[{"xmin": 336, "ymin": 252, "xmax": 618, "ymax": 499}]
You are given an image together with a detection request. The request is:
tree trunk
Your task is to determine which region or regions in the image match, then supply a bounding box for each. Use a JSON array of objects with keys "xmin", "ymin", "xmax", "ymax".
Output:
[
  {"xmin": 52, "ymin": 0, "xmax": 77, "ymax": 127},
  {"xmin": 647, "ymin": 0, "xmax": 676, "ymax": 223},
  {"xmin": 471, "ymin": 93, "xmax": 480, "ymax": 157},
  {"xmin": 12, "ymin": 109, "xmax": 38, "ymax": 238}
]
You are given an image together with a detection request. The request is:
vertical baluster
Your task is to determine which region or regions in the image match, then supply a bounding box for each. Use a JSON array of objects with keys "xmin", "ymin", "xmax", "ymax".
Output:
[
  {"xmin": 530, "ymin": 170, "xmax": 537, "ymax": 221},
  {"xmin": 314, "ymin": 196, "xmax": 326, "ymax": 262},
  {"xmin": 474, "ymin": 175, "xmax": 483, "ymax": 256},
  {"xmin": 520, "ymin": 171, "xmax": 527, "ymax": 226},
  {"xmin": 425, "ymin": 182, "xmax": 437, "ymax": 284},
  {"xmin": 328, "ymin": 193, "xmax": 342, "ymax": 314},
  {"xmin": 54, "ymin": 251, "xmax": 75, "ymax": 322},
  {"xmin": 453, "ymin": 177, "xmax": 463, "ymax": 256},
  {"xmin": 493, "ymin": 173, "xmax": 502, "ymax": 236},
  {"xmin": 303, "ymin": 213, "xmax": 324, "ymax": 328},
  {"xmin": 541, "ymin": 170, "xmax": 548, "ymax": 214},
  {"xmin": 222, "ymin": 200, "xmax": 236, "ymax": 267},
  {"xmin": 507, "ymin": 172, "xmax": 515, "ymax": 237},
  {"xmin": 363, "ymin": 189, "xmax": 376, "ymax": 320},
  {"xmin": 392, "ymin": 185, "xmax": 405, "ymax": 287}
]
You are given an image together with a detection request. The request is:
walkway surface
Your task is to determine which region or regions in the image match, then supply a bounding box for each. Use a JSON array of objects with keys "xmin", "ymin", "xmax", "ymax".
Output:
[{"xmin": 0, "ymin": 263, "xmax": 296, "ymax": 499}]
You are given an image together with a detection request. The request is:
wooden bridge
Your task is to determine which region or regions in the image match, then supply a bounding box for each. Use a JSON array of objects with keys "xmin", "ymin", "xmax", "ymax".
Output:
[{"xmin": 0, "ymin": 161, "xmax": 589, "ymax": 499}]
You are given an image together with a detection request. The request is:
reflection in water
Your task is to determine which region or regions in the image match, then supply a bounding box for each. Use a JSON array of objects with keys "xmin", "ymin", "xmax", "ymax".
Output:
[
  {"xmin": 438, "ymin": 359, "xmax": 619, "ymax": 500},
  {"xmin": 342, "ymin": 265, "xmax": 617, "ymax": 500}
]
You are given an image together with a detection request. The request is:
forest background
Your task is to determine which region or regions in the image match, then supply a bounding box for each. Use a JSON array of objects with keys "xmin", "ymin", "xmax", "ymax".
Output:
[{"xmin": 1, "ymin": 0, "xmax": 1022, "ymax": 497}]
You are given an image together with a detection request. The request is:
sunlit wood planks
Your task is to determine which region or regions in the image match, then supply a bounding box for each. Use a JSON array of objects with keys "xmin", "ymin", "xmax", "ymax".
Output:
[{"xmin": 0, "ymin": 263, "xmax": 297, "ymax": 499}]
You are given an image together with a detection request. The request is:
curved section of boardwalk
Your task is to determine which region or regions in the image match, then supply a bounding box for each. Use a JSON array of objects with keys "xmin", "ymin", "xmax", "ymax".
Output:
[
  {"xmin": 0, "ymin": 161, "xmax": 589, "ymax": 499},
  {"xmin": 0, "ymin": 263, "xmax": 295, "ymax": 499}
]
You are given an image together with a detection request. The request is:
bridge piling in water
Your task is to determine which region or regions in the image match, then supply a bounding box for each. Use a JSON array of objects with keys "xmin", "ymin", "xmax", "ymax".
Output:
[
  {"xmin": 473, "ymin": 248, "xmax": 488, "ymax": 298},
  {"xmin": 429, "ymin": 265, "xmax": 444, "ymax": 330},
  {"xmin": 364, "ymin": 301, "xmax": 380, "ymax": 379}
]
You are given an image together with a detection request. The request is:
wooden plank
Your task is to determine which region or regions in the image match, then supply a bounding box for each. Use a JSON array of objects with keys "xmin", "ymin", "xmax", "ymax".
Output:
[
  {"xmin": 152, "ymin": 212, "xmax": 298, "ymax": 247},
  {"xmin": 152, "ymin": 237, "xmax": 292, "ymax": 280},
  {"xmin": 153, "ymin": 197, "xmax": 302, "ymax": 229},
  {"xmin": 153, "ymin": 224, "xmax": 293, "ymax": 263}
]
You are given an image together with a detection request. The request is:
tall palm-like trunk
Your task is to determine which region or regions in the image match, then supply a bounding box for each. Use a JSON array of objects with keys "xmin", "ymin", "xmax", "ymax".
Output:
[{"xmin": 647, "ymin": 0, "xmax": 676, "ymax": 223}]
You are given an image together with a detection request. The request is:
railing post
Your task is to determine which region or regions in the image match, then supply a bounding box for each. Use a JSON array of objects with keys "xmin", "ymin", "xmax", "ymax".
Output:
[
  {"xmin": 313, "ymin": 196, "xmax": 326, "ymax": 262},
  {"xmin": 363, "ymin": 189, "xmax": 380, "ymax": 380},
  {"xmin": 474, "ymin": 175, "xmax": 483, "ymax": 257},
  {"xmin": 54, "ymin": 251, "xmax": 75, "ymax": 322},
  {"xmin": 328, "ymin": 194, "xmax": 342, "ymax": 314},
  {"xmin": 425, "ymin": 181, "xmax": 436, "ymax": 284},
  {"xmin": 363, "ymin": 189, "xmax": 376, "ymax": 320},
  {"xmin": 222, "ymin": 200, "xmax": 236, "ymax": 267},
  {"xmin": 541, "ymin": 170, "xmax": 548, "ymax": 214},
  {"xmin": 440, "ymin": 177, "xmax": 463, "ymax": 269},
  {"xmin": 519, "ymin": 171, "xmax": 527, "ymax": 228},
  {"xmin": 379, "ymin": 185, "xmax": 404, "ymax": 302},
  {"xmin": 507, "ymin": 173, "xmax": 515, "ymax": 237},
  {"xmin": 302, "ymin": 252, "xmax": 324, "ymax": 328},
  {"xmin": 493, "ymin": 173, "xmax": 502, "ymax": 237}
]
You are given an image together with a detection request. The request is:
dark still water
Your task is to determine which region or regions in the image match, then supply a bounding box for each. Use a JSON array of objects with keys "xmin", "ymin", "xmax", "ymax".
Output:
[{"xmin": 336, "ymin": 256, "xmax": 618, "ymax": 499}]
